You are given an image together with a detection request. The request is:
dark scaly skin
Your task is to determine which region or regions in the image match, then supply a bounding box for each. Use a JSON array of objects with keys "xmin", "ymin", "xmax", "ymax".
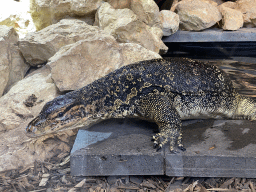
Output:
[{"xmin": 26, "ymin": 58, "xmax": 256, "ymax": 152}]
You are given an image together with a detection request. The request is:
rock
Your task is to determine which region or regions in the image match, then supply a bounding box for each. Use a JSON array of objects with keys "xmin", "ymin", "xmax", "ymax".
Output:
[
  {"xmin": 48, "ymin": 37, "xmax": 122, "ymax": 91},
  {"xmin": 175, "ymin": 0, "xmax": 222, "ymax": 31},
  {"xmin": 212, "ymin": 0, "xmax": 224, "ymax": 5},
  {"xmin": 201, "ymin": 0, "xmax": 218, "ymax": 6},
  {"xmin": 171, "ymin": 0, "xmax": 219, "ymax": 11},
  {"xmin": 48, "ymin": 37, "xmax": 161, "ymax": 91},
  {"xmin": 119, "ymin": 43, "xmax": 162, "ymax": 65},
  {"xmin": 0, "ymin": 0, "xmax": 36, "ymax": 39},
  {"xmin": 94, "ymin": 2, "xmax": 165, "ymax": 54},
  {"xmin": 219, "ymin": 6, "xmax": 243, "ymax": 30},
  {"xmin": 30, "ymin": 0, "xmax": 103, "ymax": 31},
  {"xmin": 0, "ymin": 67, "xmax": 58, "ymax": 132},
  {"xmin": 149, "ymin": 26, "xmax": 169, "ymax": 54},
  {"xmin": 104, "ymin": 0, "xmax": 131, "ymax": 9},
  {"xmin": 0, "ymin": 66, "xmax": 74, "ymax": 173},
  {"xmin": 130, "ymin": 0, "xmax": 161, "ymax": 27},
  {"xmin": 0, "ymin": 26, "xmax": 29, "ymax": 96},
  {"xmin": 236, "ymin": 0, "xmax": 256, "ymax": 26},
  {"xmin": 219, "ymin": 1, "xmax": 238, "ymax": 10},
  {"xmin": 159, "ymin": 10, "xmax": 179, "ymax": 36},
  {"xmin": 19, "ymin": 19, "xmax": 111, "ymax": 66}
]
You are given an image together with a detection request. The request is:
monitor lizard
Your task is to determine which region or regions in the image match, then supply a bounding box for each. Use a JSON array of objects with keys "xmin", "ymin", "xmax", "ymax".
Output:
[{"xmin": 26, "ymin": 58, "xmax": 256, "ymax": 152}]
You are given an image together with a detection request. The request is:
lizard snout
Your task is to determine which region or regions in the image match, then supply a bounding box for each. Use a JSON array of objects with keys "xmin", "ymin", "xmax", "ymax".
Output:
[{"xmin": 25, "ymin": 125, "xmax": 38, "ymax": 137}]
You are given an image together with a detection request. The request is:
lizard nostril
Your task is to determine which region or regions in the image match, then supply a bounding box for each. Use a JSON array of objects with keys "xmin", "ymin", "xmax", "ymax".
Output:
[
  {"xmin": 26, "ymin": 125, "xmax": 37, "ymax": 133},
  {"xmin": 26, "ymin": 125, "xmax": 31, "ymax": 132}
]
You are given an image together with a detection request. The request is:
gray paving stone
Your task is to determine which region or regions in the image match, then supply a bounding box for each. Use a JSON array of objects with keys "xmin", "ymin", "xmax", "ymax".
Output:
[
  {"xmin": 71, "ymin": 118, "xmax": 256, "ymax": 177},
  {"xmin": 162, "ymin": 28, "xmax": 256, "ymax": 42},
  {"xmin": 70, "ymin": 119, "xmax": 164, "ymax": 176},
  {"xmin": 166, "ymin": 119, "xmax": 256, "ymax": 177}
]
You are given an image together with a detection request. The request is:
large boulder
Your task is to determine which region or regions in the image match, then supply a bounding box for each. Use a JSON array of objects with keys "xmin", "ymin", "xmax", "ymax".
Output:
[
  {"xmin": 94, "ymin": 2, "xmax": 167, "ymax": 54},
  {"xmin": 48, "ymin": 37, "xmax": 162, "ymax": 91},
  {"xmin": 19, "ymin": 19, "xmax": 112, "ymax": 66},
  {"xmin": 159, "ymin": 10, "xmax": 179, "ymax": 36},
  {"xmin": 30, "ymin": 0, "xmax": 103, "ymax": 30},
  {"xmin": 0, "ymin": 26, "xmax": 29, "ymax": 96},
  {"xmin": 219, "ymin": 5, "xmax": 243, "ymax": 30},
  {"xmin": 174, "ymin": 0, "xmax": 222, "ymax": 31}
]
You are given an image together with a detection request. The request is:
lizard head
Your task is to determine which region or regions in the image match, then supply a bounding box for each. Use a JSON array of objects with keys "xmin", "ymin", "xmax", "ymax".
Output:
[{"xmin": 26, "ymin": 93, "xmax": 85, "ymax": 137}]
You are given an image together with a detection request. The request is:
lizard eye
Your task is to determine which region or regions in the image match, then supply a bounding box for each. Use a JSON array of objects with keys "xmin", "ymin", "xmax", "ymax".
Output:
[{"xmin": 57, "ymin": 112, "xmax": 64, "ymax": 118}]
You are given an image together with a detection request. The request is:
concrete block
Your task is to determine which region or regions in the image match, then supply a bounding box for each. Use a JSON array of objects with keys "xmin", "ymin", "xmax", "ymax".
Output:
[
  {"xmin": 71, "ymin": 118, "xmax": 256, "ymax": 177},
  {"xmin": 166, "ymin": 119, "xmax": 256, "ymax": 177},
  {"xmin": 70, "ymin": 119, "xmax": 164, "ymax": 176},
  {"xmin": 162, "ymin": 28, "xmax": 256, "ymax": 42}
]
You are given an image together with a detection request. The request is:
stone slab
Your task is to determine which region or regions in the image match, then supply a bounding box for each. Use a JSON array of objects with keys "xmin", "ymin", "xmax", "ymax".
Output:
[
  {"xmin": 162, "ymin": 28, "xmax": 256, "ymax": 42},
  {"xmin": 71, "ymin": 118, "xmax": 256, "ymax": 177},
  {"xmin": 166, "ymin": 119, "xmax": 256, "ymax": 177},
  {"xmin": 70, "ymin": 119, "xmax": 164, "ymax": 176}
]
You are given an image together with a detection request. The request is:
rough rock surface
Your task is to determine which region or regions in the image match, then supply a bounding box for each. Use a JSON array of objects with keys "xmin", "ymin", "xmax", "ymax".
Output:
[
  {"xmin": 236, "ymin": 0, "xmax": 256, "ymax": 26},
  {"xmin": 213, "ymin": 0, "xmax": 224, "ymax": 5},
  {"xmin": 94, "ymin": 2, "xmax": 165, "ymax": 54},
  {"xmin": 175, "ymin": 0, "xmax": 222, "ymax": 31},
  {"xmin": 30, "ymin": 0, "xmax": 103, "ymax": 30},
  {"xmin": 130, "ymin": 0, "xmax": 161, "ymax": 27},
  {"xmin": 171, "ymin": 0, "xmax": 219, "ymax": 11},
  {"xmin": 0, "ymin": 67, "xmax": 58, "ymax": 132},
  {"xmin": 105, "ymin": 0, "xmax": 131, "ymax": 9},
  {"xmin": 0, "ymin": 26, "xmax": 28, "ymax": 96},
  {"xmin": 19, "ymin": 19, "xmax": 112, "ymax": 66},
  {"xmin": 159, "ymin": 10, "xmax": 179, "ymax": 36},
  {"xmin": 48, "ymin": 38, "xmax": 161, "ymax": 91},
  {"xmin": 219, "ymin": 6, "xmax": 243, "ymax": 30},
  {"xmin": 119, "ymin": 42, "xmax": 162, "ymax": 65},
  {"xmin": 0, "ymin": 67, "xmax": 75, "ymax": 172},
  {"xmin": 219, "ymin": 1, "xmax": 238, "ymax": 10}
]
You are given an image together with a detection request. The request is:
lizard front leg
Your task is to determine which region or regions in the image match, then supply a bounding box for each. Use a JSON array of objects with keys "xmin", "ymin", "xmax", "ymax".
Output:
[
  {"xmin": 153, "ymin": 123, "xmax": 185, "ymax": 152},
  {"xmin": 136, "ymin": 93, "xmax": 185, "ymax": 153}
]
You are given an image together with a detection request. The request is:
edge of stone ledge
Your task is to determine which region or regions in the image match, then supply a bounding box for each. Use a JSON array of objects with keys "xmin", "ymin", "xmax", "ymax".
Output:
[{"xmin": 162, "ymin": 28, "xmax": 256, "ymax": 42}]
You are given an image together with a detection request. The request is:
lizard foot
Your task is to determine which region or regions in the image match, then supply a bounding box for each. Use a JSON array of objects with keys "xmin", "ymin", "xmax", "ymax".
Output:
[{"xmin": 152, "ymin": 130, "xmax": 186, "ymax": 153}]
